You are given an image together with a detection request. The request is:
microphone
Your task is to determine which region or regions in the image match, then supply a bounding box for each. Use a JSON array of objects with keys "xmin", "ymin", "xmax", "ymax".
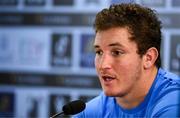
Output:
[{"xmin": 50, "ymin": 100, "xmax": 86, "ymax": 118}]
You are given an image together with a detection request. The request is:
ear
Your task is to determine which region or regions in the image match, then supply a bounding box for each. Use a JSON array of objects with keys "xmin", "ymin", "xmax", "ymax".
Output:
[{"xmin": 143, "ymin": 47, "xmax": 158, "ymax": 69}]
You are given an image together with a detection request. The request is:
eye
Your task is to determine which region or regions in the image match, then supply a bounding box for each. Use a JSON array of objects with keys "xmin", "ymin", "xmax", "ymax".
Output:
[
  {"xmin": 95, "ymin": 50, "xmax": 103, "ymax": 56},
  {"xmin": 111, "ymin": 50, "xmax": 124, "ymax": 56}
]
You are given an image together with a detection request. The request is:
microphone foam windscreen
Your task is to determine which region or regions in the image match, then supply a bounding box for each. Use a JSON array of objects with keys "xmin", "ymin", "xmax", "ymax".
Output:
[{"xmin": 62, "ymin": 100, "xmax": 86, "ymax": 115}]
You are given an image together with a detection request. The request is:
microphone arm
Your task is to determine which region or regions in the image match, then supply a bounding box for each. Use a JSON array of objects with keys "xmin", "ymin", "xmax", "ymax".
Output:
[{"xmin": 50, "ymin": 111, "xmax": 64, "ymax": 118}]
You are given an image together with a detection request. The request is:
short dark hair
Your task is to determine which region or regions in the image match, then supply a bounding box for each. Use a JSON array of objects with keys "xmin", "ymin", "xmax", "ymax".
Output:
[{"xmin": 94, "ymin": 3, "xmax": 162, "ymax": 68}]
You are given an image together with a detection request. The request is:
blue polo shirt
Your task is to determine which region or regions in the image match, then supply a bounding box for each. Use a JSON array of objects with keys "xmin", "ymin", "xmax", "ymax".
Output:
[{"xmin": 73, "ymin": 68, "xmax": 180, "ymax": 118}]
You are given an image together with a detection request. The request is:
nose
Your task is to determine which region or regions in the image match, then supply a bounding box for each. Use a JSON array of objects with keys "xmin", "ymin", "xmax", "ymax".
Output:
[{"xmin": 99, "ymin": 54, "xmax": 112, "ymax": 70}]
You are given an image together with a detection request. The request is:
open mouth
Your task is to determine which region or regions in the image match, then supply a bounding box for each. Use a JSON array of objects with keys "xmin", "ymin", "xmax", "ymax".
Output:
[{"xmin": 102, "ymin": 75, "xmax": 115, "ymax": 82}]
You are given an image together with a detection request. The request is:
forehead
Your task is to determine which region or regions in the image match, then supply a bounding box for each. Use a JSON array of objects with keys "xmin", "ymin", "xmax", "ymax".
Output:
[{"xmin": 94, "ymin": 27, "xmax": 135, "ymax": 48}]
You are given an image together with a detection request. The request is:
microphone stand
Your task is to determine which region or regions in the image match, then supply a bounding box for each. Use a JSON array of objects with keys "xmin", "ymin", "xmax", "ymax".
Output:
[{"xmin": 50, "ymin": 111, "xmax": 64, "ymax": 118}]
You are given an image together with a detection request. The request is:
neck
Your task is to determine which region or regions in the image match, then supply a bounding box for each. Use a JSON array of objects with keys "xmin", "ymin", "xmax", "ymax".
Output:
[{"xmin": 116, "ymin": 67, "xmax": 158, "ymax": 109}]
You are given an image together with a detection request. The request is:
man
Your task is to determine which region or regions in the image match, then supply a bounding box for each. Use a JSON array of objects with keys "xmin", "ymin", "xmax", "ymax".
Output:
[{"xmin": 74, "ymin": 3, "xmax": 180, "ymax": 117}]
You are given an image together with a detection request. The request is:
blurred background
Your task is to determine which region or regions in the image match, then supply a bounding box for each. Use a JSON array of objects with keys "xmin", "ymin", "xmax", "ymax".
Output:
[{"xmin": 0, "ymin": 0, "xmax": 180, "ymax": 118}]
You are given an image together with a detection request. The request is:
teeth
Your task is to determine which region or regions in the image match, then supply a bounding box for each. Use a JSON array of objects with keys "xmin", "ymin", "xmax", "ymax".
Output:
[
  {"xmin": 103, "ymin": 77, "xmax": 114, "ymax": 81},
  {"xmin": 105, "ymin": 78, "xmax": 112, "ymax": 81}
]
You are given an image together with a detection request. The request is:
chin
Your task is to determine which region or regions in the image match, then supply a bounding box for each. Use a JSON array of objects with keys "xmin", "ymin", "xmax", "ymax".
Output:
[
  {"xmin": 104, "ymin": 92, "xmax": 114, "ymax": 97},
  {"xmin": 104, "ymin": 90, "xmax": 126, "ymax": 97}
]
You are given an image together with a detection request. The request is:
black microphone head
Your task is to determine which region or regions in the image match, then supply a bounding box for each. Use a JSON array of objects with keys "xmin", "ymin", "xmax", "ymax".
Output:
[{"xmin": 62, "ymin": 100, "xmax": 86, "ymax": 115}]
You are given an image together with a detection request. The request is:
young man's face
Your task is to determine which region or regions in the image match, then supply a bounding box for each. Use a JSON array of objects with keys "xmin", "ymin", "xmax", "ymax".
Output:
[{"xmin": 94, "ymin": 27, "xmax": 144, "ymax": 97}]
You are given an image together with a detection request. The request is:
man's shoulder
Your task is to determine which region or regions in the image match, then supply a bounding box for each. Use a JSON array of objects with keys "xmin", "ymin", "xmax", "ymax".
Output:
[
  {"xmin": 159, "ymin": 68, "xmax": 179, "ymax": 80},
  {"xmin": 149, "ymin": 87, "xmax": 180, "ymax": 117},
  {"xmin": 157, "ymin": 68, "xmax": 180, "ymax": 87},
  {"xmin": 153, "ymin": 68, "xmax": 180, "ymax": 100},
  {"xmin": 148, "ymin": 68, "xmax": 180, "ymax": 117}
]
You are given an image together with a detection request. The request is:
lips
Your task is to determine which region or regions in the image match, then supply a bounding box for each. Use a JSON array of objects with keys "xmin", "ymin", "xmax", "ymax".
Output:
[{"xmin": 102, "ymin": 75, "xmax": 115, "ymax": 82}]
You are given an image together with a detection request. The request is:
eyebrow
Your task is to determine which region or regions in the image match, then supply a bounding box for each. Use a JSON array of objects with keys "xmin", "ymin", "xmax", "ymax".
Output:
[
  {"xmin": 108, "ymin": 42, "xmax": 124, "ymax": 47},
  {"xmin": 94, "ymin": 42, "xmax": 124, "ymax": 49}
]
